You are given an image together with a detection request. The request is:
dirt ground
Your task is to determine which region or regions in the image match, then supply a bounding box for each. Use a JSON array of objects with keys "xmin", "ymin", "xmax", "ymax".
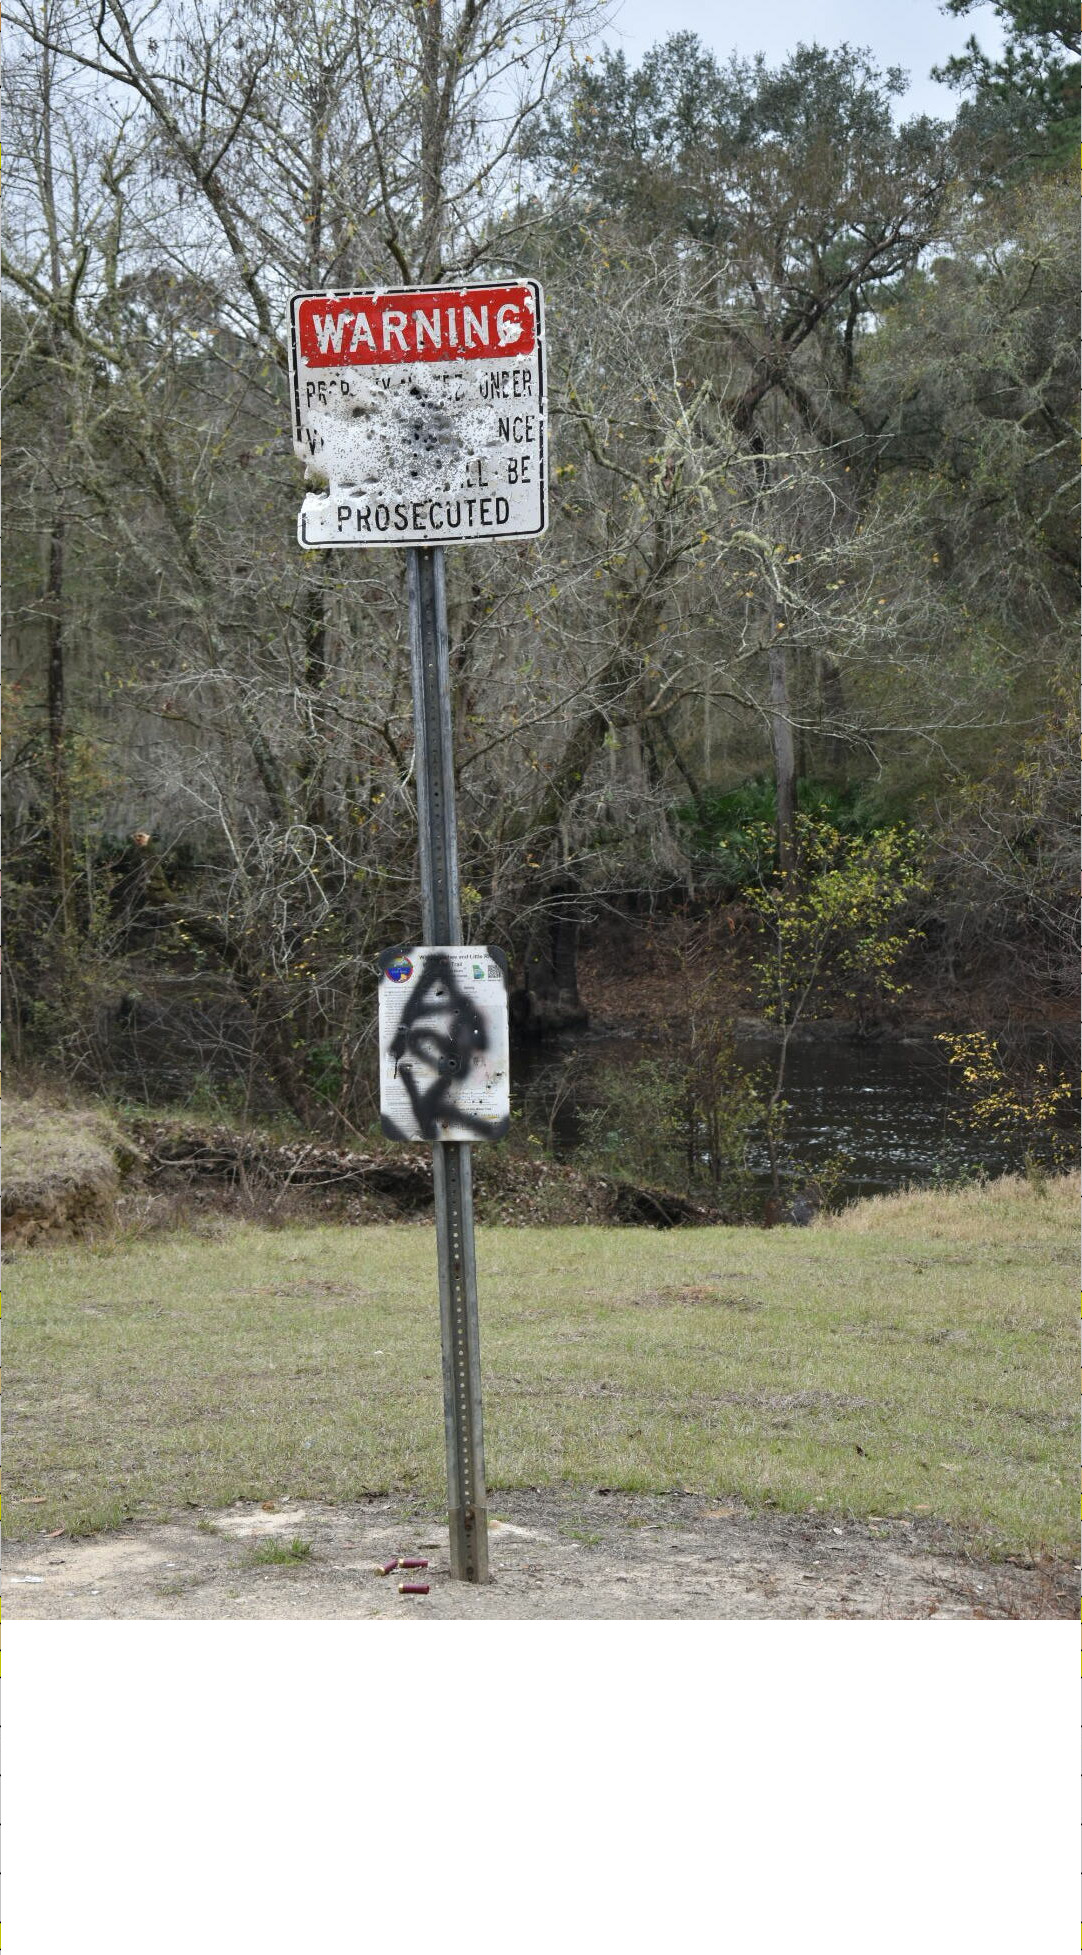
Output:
[{"xmin": 4, "ymin": 1491, "xmax": 1074, "ymax": 1620}]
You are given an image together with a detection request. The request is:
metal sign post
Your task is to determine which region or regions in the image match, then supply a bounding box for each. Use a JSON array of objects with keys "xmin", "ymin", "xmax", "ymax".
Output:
[
  {"xmin": 406, "ymin": 543, "xmax": 488, "ymax": 1582},
  {"xmin": 287, "ymin": 278, "xmax": 547, "ymax": 1584}
]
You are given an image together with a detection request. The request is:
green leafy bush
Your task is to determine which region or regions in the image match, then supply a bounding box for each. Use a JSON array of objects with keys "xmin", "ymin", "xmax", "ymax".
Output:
[{"xmin": 676, "ymin": 777, "xmax": 902, "ymax": 892}]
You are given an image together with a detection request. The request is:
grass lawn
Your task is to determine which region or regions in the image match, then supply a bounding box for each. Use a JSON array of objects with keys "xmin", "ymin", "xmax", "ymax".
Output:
[{"xmin": 4, "ymin": 1175, "xmax": 1076, "ymax": 1557}]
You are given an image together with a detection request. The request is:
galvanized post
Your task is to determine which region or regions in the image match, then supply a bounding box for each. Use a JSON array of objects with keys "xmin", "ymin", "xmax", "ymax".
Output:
[{"xmin": 406, "ymin": 544, "xmax": 489, "ymax": 1584}]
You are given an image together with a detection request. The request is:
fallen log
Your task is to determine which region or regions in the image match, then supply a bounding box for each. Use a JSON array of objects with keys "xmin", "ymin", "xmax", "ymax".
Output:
[{"xmin": 129, "ymin": 1120, "xmax": 723, "ymax": 1228}]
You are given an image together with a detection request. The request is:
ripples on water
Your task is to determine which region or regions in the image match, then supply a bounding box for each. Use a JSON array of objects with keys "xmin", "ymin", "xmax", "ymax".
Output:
[
  {"xmin": 515, "ymin": 1034, "xmax": 1055, "ymax": 1202},
  {"xmin": 735, "ymin": 1038, "xmax": 1019, "ymax": 1200}
]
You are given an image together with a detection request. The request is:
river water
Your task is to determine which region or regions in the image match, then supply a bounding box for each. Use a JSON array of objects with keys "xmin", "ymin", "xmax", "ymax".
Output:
[
  {"xmin": 736, "ymin": 1036, "xmax": 1009, "ymax": 1201},
  {"xmin": 515, "ymin": 1029, "xmax": 1072, "ymax": 1205}
]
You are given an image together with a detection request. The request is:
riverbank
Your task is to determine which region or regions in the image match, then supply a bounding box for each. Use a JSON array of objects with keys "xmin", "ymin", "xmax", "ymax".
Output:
[
  {"xmin": 1, "ymin": 1097, "xmax": 720, "ymax": 1243},
  {"xmin": 576, "ymin": 915, "xmax": 1078, "ymax": 1046}
]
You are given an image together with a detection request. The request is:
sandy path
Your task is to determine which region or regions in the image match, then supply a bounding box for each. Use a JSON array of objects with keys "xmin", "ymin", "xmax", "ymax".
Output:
[{"xmin": 4, "ymin": 1492, "xmax": 1072, "ymax": 1619}]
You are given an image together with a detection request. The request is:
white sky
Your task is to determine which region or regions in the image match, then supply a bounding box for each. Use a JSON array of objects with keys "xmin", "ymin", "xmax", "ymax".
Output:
[{"xmin": 597, "ymin": 0, "xmax": 1007, "ymax": 119}]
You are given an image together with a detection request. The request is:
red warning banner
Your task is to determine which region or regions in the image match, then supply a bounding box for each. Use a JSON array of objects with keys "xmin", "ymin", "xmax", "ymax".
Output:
[{"xmin": 294, "ymin": 284, "xmax": 538, "ymax": 368}]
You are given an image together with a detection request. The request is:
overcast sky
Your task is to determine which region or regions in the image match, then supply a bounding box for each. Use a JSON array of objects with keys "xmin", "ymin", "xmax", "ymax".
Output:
[{"xmin": 597, "ymin": 0, "xmax": 1006, "ymax": 119}]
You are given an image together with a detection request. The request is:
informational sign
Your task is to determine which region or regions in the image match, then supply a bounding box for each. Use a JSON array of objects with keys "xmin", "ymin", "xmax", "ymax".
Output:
[
  {"xmin": 378, "ymin": 945, "xmax": 510, "ymax": 1142},
  {"xmin": 288, "ymin": 282, "xmax": 546, "ymax": 548}
]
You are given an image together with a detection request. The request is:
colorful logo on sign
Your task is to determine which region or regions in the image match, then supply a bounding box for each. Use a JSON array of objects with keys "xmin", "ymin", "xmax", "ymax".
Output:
[{"xmin": 386, "ymin": 956, "xmax": 414, "ymax": 983}]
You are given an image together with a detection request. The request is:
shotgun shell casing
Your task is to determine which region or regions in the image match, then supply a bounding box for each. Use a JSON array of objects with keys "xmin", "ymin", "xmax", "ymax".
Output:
[
  {"xmin": 377, "ymin": 1559, "xmax": 399, "ymax": 1576},
  {"xmin": 398, "ymin": 1582, "xmax": 430, "ymax": 1595},
  {"xmin": 399, "ymin": 1557, "xmax": 428, "ymax": 1570}
]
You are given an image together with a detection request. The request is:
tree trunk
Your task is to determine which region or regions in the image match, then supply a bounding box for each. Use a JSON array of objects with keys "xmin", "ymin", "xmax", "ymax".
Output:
[
  {"xmin": 512, "ymin": 879, "xmax": 588, "ymax": 1039},
  {"xmin": 299, "ymin": 582, "xmax": 329, "ymax": 827},
  {"xmin": 768, "ymin": 617, "xmax": 797, "ymax": 874},
  {"xmin": 817, "ymin": 650, "xmax": 848, "ymax": 769},
  {"xmin": 44, "ymin": 508, "xmax": 76, "ymax": 943},
  {"xmin": 654, "ymin": 712, "xmax": 709, "ymax": 825}
]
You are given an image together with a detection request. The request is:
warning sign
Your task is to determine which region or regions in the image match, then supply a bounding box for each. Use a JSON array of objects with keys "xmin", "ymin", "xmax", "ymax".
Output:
[
  {"xmin": 377, "ymin": 944, "xmax": 510, "ymax": 1142},
  {"xmin": 288, "ymin": 282, "xmax": 546, "ymax": 548}
]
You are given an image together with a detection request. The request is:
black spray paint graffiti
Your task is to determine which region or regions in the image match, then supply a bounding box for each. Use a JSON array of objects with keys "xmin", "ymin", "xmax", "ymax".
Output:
[{"xmin": 382, "ymin": 951, "xmax": 506, "ymax": 1141}]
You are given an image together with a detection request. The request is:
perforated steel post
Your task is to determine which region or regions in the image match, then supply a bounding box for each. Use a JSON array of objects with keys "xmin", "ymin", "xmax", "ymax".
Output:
[{"xmin": 406, "ymin": 545, "xmax": 489, "ymax": 1583}]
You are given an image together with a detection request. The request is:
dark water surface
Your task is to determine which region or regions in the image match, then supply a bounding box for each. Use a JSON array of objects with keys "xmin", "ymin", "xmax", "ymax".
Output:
[
  {"xmin": 515, "ymin": 1030, "xmax": 1064, "ymax": 1204},
  {"xmin": 734, "ymin": 1036, "xmax": 1014, "ymax": 1201}
]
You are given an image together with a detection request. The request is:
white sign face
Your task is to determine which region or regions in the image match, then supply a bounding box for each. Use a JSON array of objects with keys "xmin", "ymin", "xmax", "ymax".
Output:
[
  {"xmin": 378, "ymin": 945, "xmax": 510, "ymax": 1142},
  {"xmin": 288, "ymin": 282, "xmax": 546, "ymax": 548}
]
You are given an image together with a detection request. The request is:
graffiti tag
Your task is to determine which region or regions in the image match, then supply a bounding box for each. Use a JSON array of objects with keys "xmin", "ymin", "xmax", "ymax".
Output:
[{"xmin": 378, "ymin": 945, "xmax": 510, "ymax": 1142}]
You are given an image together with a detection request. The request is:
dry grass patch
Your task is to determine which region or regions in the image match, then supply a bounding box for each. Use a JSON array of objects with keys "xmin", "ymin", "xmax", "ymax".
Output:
[
  {"xmin": 821, "ymin": 1172, "xmax": 1078, "ymax": 1244},
  {"xmin": 622, "ymin": 1284, "xmax": 764, "ymax": 1311}
]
